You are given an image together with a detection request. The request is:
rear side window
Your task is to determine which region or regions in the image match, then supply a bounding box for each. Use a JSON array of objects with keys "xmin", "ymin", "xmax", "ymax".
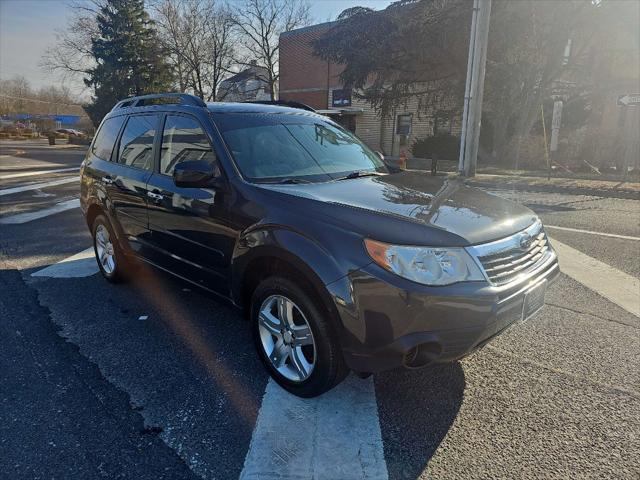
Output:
[
  {"xmin": 118, "ymin": 114, "xmax": 159, "ymax": 170},
  {"xmin": 92, "ymin": 116, "xmax": 125, "ymax": 161},
  {"xmin": 160, "ymin": 115, "xmax": 216, "ymax": 175}
]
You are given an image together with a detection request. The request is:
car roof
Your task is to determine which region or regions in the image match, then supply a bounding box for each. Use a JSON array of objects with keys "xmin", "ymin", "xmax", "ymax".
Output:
[
  {"xmin": 206, "ymin": 102, "xmax": 322, "ymax": 117},
  {"xmin": 104, "ymin": 100, "xmax": 325, "ymax": 122}
]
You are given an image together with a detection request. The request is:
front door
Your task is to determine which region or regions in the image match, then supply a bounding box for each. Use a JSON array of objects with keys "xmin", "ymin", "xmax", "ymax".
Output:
[{"xmin": 144, "ymin": 113, "xmax": 233, "ymax": 294}]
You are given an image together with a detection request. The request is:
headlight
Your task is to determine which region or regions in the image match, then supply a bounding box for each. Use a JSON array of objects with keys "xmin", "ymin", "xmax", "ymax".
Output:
[{"xmin": 364, "ymin": 239, "xmax": 485, "ymax": 286}]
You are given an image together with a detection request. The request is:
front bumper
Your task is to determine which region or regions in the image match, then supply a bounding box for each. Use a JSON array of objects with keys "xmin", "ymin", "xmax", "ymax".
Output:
[{"xmin": 328, "ymin": 250, "xmax": 560, "ymax": 373}]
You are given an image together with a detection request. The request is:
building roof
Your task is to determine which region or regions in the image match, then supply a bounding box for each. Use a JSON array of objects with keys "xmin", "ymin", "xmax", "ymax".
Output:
[
  {"xmin": 279, "ymin": 21, "xmax": 338, "ymax": 39},
  {"xmin": 220, "ymin": 65, "xmax": 269, "ymax": 86}
]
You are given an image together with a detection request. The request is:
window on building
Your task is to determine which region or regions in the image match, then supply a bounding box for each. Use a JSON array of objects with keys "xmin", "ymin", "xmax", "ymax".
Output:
[
  {"xmin": 433, "ymin": 113, "xmax": 452, "ymax": 136},
  {"xmin": 117, "ymin": 115, "xmax": 158, "ymax": 170},
  {"xmin": 91, "ymin": 116, "xmax": 126, "ymax": 161},
  {"xmin": 396, "ymin": 114, "xmax": 412, "ymax": 135},
  {"xmin": 160, "ymin": 115, "xmax": 217, "ymax": 175}
]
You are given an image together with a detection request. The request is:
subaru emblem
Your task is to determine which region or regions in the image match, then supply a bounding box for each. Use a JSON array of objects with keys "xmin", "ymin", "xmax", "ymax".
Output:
[{"xmin": 519, "ymin": 233, "xmax": 532, "ymax": 250}]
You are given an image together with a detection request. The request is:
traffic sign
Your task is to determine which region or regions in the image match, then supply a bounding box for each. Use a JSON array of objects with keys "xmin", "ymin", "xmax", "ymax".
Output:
[{"xmin": 617, "ymin": 94, "xmax": 640, "ymax": 106}]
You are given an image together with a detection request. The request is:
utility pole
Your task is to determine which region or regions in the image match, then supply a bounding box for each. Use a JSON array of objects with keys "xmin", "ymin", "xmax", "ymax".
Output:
[{"xmin": 458, "ymin": 0, "xmax": 492, "ymax": 177}]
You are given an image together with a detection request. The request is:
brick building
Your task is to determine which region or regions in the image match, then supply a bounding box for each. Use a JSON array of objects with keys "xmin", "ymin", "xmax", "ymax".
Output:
[{"xmin": 279, "ymin": 22, "xmax": 460, "ymax": 157}]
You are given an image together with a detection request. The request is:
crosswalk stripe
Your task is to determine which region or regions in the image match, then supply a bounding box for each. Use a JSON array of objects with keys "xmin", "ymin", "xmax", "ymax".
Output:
[
  {"xmin": 550, "ymin": 237, "xmax": 640, "ymax": 317},
  {"xmin": 240, "ymin": 376, "xmax": 388, "ymax": 480},
  {"xmin": 0, "ymin": 167, "xmax": 79, "ymax": 180},
  {"xmin": 0, "ymin": 198, "xmax": 80, "ymax": 224},
  {"xmin": 0, "ymin": 163, "xmax": 54, "ymax": 169},
  {"xmin": 31, "ymin": 248, "xmax": 97, "ymax": 278},
  {"xmin": 0, "ymin": 176, "xmax": 79, "ymax": 196},
  {"xmin": 546, "ymin": 225, "xmax": 640, "ymax": 241}
]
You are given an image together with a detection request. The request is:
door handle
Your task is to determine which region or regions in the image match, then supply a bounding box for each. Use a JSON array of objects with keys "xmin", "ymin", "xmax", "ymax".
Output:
[
  {"xmin": 102, "ymin": 176, "xmax": 114, "ymax": 185},
  {"xmin": 147, "ymin": 191, "xmax": 163, "ymax": 201}
]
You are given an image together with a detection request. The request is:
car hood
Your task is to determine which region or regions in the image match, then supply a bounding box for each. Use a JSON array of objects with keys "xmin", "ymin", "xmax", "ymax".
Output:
[{"xmin": 259, "ymin": 171, "xmax": 538, "ymax": 246}]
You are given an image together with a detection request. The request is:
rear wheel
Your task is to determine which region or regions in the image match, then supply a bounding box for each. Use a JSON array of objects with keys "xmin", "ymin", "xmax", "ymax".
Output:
[
  {"xmin": 251, "ymin": 276, "xmax": 348, "ymax": 397},
  {"xmin": 92, "ymin": 214, "xmax": 127, "ymax": 283}
]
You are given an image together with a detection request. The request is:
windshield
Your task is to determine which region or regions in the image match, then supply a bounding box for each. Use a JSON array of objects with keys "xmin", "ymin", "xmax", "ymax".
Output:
[{"xmin": 213, "ymin": 113, "xmax": 388, "ymax": 183}]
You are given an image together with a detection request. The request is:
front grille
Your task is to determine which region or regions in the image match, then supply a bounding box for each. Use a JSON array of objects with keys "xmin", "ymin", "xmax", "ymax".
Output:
[{"xmin": 474, "ymin": 223, "xmax": 552, "ymax": 286}]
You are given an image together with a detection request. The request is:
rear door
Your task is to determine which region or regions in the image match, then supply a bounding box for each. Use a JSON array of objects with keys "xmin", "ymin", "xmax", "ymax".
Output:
[
  {"xmin": 144, "ymin": 113, "xmax": 234, "ymax": 294},
  {"xmin": 105, "ymin": 113, "xmax": 159, "ymax": 255},
  {"xmin": 82, "ymin": 114, "xmax": 126, "ymax": 226}
]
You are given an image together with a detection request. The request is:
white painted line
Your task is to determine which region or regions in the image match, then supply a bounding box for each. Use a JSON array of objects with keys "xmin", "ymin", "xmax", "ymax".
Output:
[
  {"xmin": 0, "ymin": 163, "xmax": 55, "ymax": 169},
  {"xmin": 241, "ymin": 376, "xmax": 388, "ymax": 480},
  {"xmin": 0, "ymin": 176, "xmax": 79, "ymax": 196},
  {"xmin": 0, "ymin": 167, "xmax": 79, "ymax": 180},
  {"xmin": 0, "ymin": 198, "xmax": 80, "ymax": 224},
  {"xmin": 31, "ymin": 247, "xmax": 97, "ymax": 278},
  {"xmin": 550, "ymin": 237, "xmax": 640, "ymax": 318},
  {"xmin": 546, "ymin": 225, "xmax": 640, "ymax": 241}
]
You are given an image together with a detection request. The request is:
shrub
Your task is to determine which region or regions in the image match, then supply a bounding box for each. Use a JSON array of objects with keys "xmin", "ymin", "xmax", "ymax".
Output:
[{"xmin": 411, "ymin": 134, "xmax": 460, "ymax": 160}]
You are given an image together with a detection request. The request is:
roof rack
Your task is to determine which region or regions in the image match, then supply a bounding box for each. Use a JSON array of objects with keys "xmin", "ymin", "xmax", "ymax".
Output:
[
  {"xmin": 112, "ymin": 93, "xmax": 207, "ymax": 110},
  {"xmin": 243, "ymin": 100, "xmax": 316, "ymax": 112}
]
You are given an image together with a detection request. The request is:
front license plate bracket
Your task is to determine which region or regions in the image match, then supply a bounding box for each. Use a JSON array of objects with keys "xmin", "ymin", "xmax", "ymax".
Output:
[{"xmin": 522, "ymin": 280, "xmax": 547, "ymax": 321}]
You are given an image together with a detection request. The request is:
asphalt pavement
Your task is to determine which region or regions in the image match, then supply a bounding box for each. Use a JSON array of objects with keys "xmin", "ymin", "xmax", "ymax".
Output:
[{"xmin": 1, "ymin": 139, "xmax": 639, "ymax": 479}]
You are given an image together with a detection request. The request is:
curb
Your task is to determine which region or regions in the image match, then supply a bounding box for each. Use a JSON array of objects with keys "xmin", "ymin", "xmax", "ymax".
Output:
[{"xmin": 468, "ymin": 180, "xmax": 640, "ymax": 200}]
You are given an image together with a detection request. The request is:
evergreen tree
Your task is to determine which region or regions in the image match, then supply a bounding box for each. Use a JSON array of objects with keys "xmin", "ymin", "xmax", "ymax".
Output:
[{"xmin": 84, "ymin": 0, "xmax": 173, "ymax": 125}]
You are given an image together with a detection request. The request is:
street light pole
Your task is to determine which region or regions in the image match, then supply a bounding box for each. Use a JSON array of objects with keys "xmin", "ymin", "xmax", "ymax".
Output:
[{"xmin": 458, "ymin": 0, "xmax": 492, "ymax": 177}]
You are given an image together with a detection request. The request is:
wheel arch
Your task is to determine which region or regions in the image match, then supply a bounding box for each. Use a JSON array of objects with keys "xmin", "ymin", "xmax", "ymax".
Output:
[
  {"xmin": 232, "ymin": 228, "xmax": 347, "ymax": 328},
  {"xmin": 85, "ymin": 202, "xmax": 104, "ymax": 230}
]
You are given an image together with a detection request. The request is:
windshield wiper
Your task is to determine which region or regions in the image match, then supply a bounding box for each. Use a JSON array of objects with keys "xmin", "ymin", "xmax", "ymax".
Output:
[
  {"xmin": 335, "ymin": 171, "xmax": 383, "ymax": 181},
  {"xmin": 273, "ymin": 177, "xmax": 312, "ymax": 184}
]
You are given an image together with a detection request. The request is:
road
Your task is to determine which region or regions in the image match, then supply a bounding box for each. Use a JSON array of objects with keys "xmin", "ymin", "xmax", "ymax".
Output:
[{"xmin": 1, "ymin": 140, "xmax": 639, "ymax": 479}]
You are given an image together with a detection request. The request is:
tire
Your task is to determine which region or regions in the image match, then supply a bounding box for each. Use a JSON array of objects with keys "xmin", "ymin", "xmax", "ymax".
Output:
[
  {"xmin": 92, "ymin": 214, "xmax": 128, "ymax": 283},
  {"xmin": 251, "ymin": 276, "xmax": 349, "ymax": 397}
]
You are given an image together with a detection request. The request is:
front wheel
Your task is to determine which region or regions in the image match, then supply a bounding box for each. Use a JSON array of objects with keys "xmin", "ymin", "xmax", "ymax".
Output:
[{"xmin": 251, "ymin": 276, "xmax": 348, "ymax": 397}]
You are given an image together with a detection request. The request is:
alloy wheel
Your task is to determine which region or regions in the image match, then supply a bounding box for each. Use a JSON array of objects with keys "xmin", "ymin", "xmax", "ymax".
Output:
[
  {"xmin": 95, "ymin": 224, "xmax": 116, "ymax": 274},
  {"xmin": 258, "ymin": 294, "xmax": 316, "ymax": 382}
]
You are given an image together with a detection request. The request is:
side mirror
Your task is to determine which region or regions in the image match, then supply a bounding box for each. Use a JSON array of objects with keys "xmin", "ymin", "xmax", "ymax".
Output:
[
  {"xmin": 173, "ymin": 159, "xmax": 218, "ymax": 188},
  {"xmin": 375, "ymin": 151, "xmax": 385, "ymax": 161}
]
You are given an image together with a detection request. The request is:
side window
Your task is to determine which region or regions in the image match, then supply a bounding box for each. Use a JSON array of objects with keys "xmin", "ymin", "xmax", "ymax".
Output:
[
  {"xmin": 92, "ymin": 116, "xmax": 126, "ymax": 161},
  {"xmin": 160, "ymin": 115, "xmax": 217, "ymax": 175},
  {"xmin": 433, "ymin": 112, "xmax": 452, "ymax": 136},
  {"xmin": 118, "ymin": 114, "xmax": 158, "ymax": 170}
]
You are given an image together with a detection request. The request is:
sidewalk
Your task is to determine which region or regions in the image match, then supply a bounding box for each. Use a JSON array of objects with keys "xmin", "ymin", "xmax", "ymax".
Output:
[
  {"xmin": 466, "ymin": 173, "xmax": 640, "ymax": 199},
  {"xmin": 400, "ymin": 157, "xmax": 639, "ymax": 199}
]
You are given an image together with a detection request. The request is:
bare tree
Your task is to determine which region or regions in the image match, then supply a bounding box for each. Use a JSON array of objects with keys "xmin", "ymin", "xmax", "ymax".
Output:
[
  {"xmin": 207, "ymin": 5, "xmax": 237, "ymax": 101},
  {"xmin": 40, "ymin": 1, "xmax": 102, "ymax": 88},
  {"xmin": 153, "ymin": 0, "xmax": 237, "ymax": 101},
  {"xmin": 233, "ymin": 0, "xmax": 311, "ymax": 100},
  {"xmin": 0, "ymin": 76, "xmax": 84, "ymax": 116}
]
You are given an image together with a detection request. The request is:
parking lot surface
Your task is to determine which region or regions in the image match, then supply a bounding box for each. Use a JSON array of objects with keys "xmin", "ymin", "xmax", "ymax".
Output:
[{"xmin": 1, "ymin": 140, "xmax": 639, "ymax": 479}]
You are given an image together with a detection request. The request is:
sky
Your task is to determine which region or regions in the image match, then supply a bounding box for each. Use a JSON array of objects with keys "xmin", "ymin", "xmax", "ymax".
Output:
[{"xmin": 0, "ymin": 0, "xmax": 393, "ymax": 98}]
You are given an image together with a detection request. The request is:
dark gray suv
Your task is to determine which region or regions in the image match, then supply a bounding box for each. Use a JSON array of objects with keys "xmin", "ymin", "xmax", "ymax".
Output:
[{"xmin": 80, "ymin": 93, "xmax": 560, "ymax": 397}]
